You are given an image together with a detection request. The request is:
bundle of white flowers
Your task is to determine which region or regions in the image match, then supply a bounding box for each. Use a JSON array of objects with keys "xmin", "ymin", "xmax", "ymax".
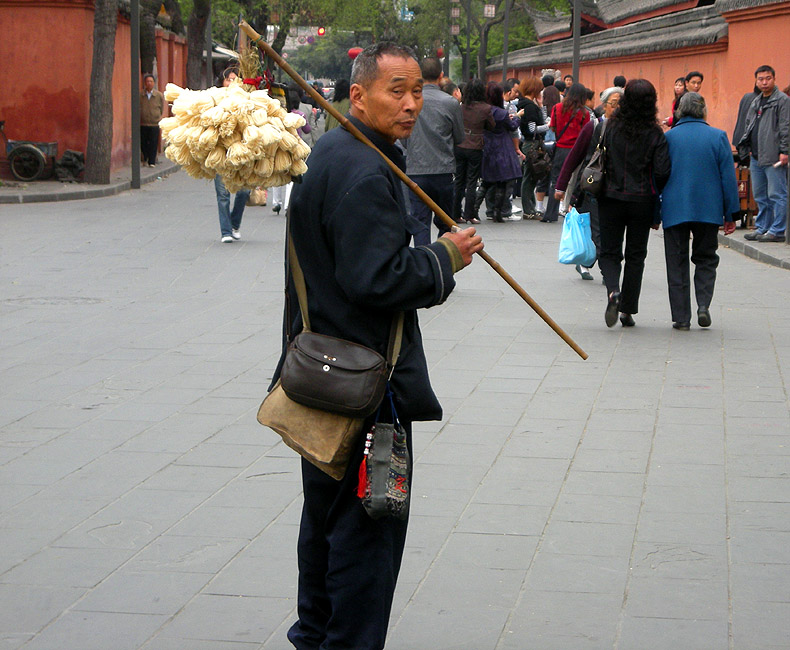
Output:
[{"xmin": 159, "ymin": 81, "xmax": 310, "ymax": 192}]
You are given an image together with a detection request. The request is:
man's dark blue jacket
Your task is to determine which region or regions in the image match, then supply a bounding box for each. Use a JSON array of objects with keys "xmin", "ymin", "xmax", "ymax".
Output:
[{"xmin": 271, "ymin": 116, "xmax": 458, "ymax": 421}]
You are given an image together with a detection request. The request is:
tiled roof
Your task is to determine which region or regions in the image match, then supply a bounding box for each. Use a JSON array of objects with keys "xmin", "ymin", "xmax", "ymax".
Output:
[{"xmin": 489, "ymin": 6, "xmax": 726, "ymax": 71}]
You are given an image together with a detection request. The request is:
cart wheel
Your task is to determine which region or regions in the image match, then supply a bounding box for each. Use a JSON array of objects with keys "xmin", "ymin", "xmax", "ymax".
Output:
[{"xmin": 9, "ymin": 144, "xmax": 46, "ymax": 181}]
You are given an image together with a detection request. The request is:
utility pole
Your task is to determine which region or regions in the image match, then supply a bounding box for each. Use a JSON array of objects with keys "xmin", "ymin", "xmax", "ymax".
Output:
[
  {"xmin": 205, "ymin": 11, "xmax": 213, "ymax": 88},
  {"xmin": 572, "ymin": 0, "xmax": 580, "ymax": 82},
  {"xmin": 464, "ymin": 4, "xmax": 471, "ymax": 81},
  {"xmin": 501, "ymin": 0, "xmax": 510, "ymax": 83},
  {"xmin": 131, "ymin": 0, "xmax": 140, "ymax": 189}
]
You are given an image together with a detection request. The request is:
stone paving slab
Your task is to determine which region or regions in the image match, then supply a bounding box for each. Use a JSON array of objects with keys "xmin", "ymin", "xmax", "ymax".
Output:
[{"xmin": 1, "ymin": 171, "xmax": 789, "ymax": 649}]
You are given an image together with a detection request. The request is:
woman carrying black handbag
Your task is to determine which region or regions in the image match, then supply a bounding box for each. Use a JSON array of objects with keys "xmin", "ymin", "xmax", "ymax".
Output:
[
  {"xmin": 596, "ymin": 79, "xmax": 671, "ymax": 328},
  {"xmin": 554, "ymin": 86, "xmax": 624, "ymax": 281}
]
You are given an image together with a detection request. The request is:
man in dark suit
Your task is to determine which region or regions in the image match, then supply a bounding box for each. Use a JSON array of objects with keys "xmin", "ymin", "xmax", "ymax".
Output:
[{"xmin": 277, "ymin": 42, "xmax": 483, "ymax": 650}]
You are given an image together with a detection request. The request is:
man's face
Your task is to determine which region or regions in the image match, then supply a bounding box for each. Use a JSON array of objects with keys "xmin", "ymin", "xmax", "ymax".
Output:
[
  {"xmin": 144, "ymin": 76, "xmax": 155, "ymax": 92},
  {"xmin": 563, "ymin": 76, "xmax": 573, "ymax": 87},
  {"xmin": 350, "ymin": 55, "xmax": 423, "ymax": 143},
  {"xmin": 686, "ymin": 76, "xmax": 702, "ymax": 92},
  {"xmin": 756, "ymin": 70, "xmax": 776, "ymax": 96}
]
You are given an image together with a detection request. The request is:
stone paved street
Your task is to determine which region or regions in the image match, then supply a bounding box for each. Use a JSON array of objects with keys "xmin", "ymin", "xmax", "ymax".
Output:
[{"xmin": 1, "ymin": 171, "xmax": 789, "ymax": 649}]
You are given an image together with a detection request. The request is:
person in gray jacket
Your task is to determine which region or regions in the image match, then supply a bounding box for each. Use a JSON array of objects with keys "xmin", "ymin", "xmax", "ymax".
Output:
[
  {"xmin": 403, "ymin": 57, "xmax": 464, "ymax": 246},
  {"xmin": 738, "ymin": 64, "xmax": 790, "ymax": 242}
]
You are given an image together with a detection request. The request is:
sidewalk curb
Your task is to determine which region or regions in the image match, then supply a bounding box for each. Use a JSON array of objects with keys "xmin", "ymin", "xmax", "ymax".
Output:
[
  {"xmin": 0, "ymin": 162, "xmax": 181, "ymax": 204},
  {"xmin": 718, "ymin": 232, "xmax": 790, "ymax": 271}
]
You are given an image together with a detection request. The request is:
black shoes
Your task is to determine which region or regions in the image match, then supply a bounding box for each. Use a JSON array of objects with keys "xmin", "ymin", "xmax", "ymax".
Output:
[
  {"xmin": 605, "ymin": 291, "xmax": 621, "ymax": 328},
  {"xmin": 744, "ymin": 230, "xmax": 764, "ymax": 241},
  {"xmin": 272, "ymin": 204, "xmax": 282, "ymax": 214},
  {"xmin": 697, "ymin": 306, "xmax": 711, "ymax": 328},
  {"xmin": 758, "ymin": 232, "xmax": 786, "ymax": 242},
  {"xmin": 673, "ymin": 321, "xmax": 690, "ymax": 330},
  {"xmin": 620, "ymin": 313, "xmax": 635, "ymax": 327}
]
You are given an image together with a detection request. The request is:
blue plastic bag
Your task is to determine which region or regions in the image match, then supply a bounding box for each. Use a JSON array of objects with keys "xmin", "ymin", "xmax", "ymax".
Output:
[{"xmin": 557, "ymin": 207, "xmax": 596, "ymax": 267}]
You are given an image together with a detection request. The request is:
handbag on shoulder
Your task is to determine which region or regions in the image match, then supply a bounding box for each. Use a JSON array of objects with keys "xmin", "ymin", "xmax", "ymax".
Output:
[
  {"xmin": 579, "ymin": 120, "xmax": 608, "ymax": 197},
  {"xmin": 257, "ymin": 209, "xmax": 404, "ymax": 479}
]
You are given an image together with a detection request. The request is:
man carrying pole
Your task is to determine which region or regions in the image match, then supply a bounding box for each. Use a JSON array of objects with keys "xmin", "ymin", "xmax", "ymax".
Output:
[{"xmin": 274, "ymin": 42, "xmax": 483, "ymax": 649}]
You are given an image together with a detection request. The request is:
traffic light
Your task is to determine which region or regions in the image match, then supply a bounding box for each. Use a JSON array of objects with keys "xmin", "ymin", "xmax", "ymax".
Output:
[{"xmin": 317, "ymin": 27, "xmax": 326, "ymax": 36}]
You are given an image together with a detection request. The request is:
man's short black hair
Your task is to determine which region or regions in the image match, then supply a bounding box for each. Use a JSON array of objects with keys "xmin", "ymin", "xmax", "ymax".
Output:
[
  {"xmin": 755, "ymin": 64, "xmax": 776, "ymax": 77},
  {"xmin": 503, "ymin": 78, "xmax": 518, "ymax": 93},
  {"xmin": 420, "ymin": 57, "xmax": 443, "ymax": 82},
  {"xmin": 613, "ymin": 75, "xmax": 626, "ymax": 88},
  {"xmin": 685, "ymin": 70, "xmax": 704, "ymax": 82},
  {"xmin": 542, "ymin": 74, "xmax": 555, "ymax": 87},
  {"xmin": 350, "ymin": 42, "xmax": 418, "ymax": 88},
  {"xmin": 143, "ymin": 73, "xmax": 155, "ymax": 81},
  {"xmin": 563, "ymin": 74, "xmax": 574, "ymax": 82}
]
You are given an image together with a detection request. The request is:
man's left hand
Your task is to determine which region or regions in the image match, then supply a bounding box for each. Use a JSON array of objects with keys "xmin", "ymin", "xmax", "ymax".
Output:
[
  {"xmin": 780, "ymin": 153, "xmax": 789, "ymax": 166},
  {"xmin": 554, "ymin": 189, "xmax": 564, "ymax": 201},
  {"xmin": 723, "ymin": 221, "xmax": 736, "ymax": 235}
]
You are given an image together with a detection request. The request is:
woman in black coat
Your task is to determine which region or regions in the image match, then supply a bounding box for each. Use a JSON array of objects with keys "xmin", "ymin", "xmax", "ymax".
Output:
[{"xmin": 598, "ymin": 79, "xmax": 671, "ymax": 328}]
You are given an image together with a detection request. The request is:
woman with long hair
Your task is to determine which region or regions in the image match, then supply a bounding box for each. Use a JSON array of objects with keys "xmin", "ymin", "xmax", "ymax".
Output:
[
  {"xmin": 517, "ymin": 76, "xmax": 550, "ymax": 219},
  {"xmin": 542, "ymin": 83, "xmax": 590, "ymax": 222},
  {"xmin": 453, "ymin": 78, "xmax": 494, "ymax": 224},
  {"xmin": 480, "ymin": 82, "xmax": 522, "ymax": 222},
  {"xmin": 599, "ymin": 79, "xmax": 671, "ymax": 327}
]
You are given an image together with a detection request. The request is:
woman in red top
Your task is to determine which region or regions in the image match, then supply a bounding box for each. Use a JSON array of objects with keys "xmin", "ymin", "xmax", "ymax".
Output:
[{"xmin": 542, "ymin": 83, "xmax": 590, "ymax": 222}]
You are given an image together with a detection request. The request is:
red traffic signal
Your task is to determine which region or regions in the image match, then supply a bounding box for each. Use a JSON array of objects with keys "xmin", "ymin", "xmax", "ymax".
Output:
[{"xmin": 317, "ymin": 27, "xmax": 326, "ymax": 36}]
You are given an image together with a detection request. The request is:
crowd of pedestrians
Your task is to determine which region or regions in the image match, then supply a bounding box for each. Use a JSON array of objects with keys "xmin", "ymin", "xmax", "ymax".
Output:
[{"xmin": 157, "ymin": 56, "xmax": 786, "ymax": 330}]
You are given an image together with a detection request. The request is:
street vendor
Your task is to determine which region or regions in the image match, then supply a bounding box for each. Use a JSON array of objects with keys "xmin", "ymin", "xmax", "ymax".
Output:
[{"xmin": 272, "ymin": 41, "xmax": 483, "ymax": 650}]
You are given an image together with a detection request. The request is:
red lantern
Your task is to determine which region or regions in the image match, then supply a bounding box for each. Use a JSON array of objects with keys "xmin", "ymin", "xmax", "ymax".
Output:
[
  {"xmin": 437, "ymin": 48, "xmax": 444, "ymax": 58},
  {"xmin": 348, "ymin": 47, "xmax": 363, "ymax": 60}
]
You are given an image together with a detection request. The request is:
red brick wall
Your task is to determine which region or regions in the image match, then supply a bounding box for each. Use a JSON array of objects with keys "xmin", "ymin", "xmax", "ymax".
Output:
[{"xmin": 0, "ymin": 0, "xmax": 187, "ymax": 178}]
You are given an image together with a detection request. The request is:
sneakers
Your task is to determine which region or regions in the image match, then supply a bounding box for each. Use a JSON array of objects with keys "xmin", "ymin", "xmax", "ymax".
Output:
[
  {"xmin": 221, "ymin": 235, "xmax": 233, "ymax": 243},
  {"xmin": 744, "ymin": 230, "xmax": 764, "ymax": 241},
  {"xmin": 758, "ymin": 232, "xmax": 786, "ymax": 242},
  {"xmin": 231, "ymin": 229, "xmax": 241, "ymax": 240}
]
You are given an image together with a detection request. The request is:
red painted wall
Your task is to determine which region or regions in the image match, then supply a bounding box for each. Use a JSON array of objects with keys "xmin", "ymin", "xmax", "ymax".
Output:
[
  {"xmin": 0, "ymin": 0, "xmax": 186, "ymax": 179},
  {"xmin": 492, "ymin": 3, "xmax": 790, "ymax": 141}
]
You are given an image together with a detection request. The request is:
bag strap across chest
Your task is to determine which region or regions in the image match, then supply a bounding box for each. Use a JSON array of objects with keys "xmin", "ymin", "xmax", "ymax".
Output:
[{"xmin": 286, "ymin": 206, "xmax": 404, "ymax": 368}]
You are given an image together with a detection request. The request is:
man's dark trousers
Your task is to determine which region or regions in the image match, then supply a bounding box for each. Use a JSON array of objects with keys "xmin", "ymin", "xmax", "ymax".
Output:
[
  {"xmin": 287, "ymin": 422, "xmax": 412, "ymax": 650},
  {"xmin": 140, "ymin": 125, "xmax": 160, "ymax": 165},
  {"xmin": 408, "ymin": 174, "xmax": 454, "ymax": 246},
  {"xmin": 663, "ymin": 222, "xmax": 719, "ymax": 323}
]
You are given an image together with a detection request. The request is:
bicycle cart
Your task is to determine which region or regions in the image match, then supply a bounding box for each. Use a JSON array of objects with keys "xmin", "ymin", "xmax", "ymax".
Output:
[{"xmin": 0, "ymin": 121, "xmax": 58, "ymax": 182}]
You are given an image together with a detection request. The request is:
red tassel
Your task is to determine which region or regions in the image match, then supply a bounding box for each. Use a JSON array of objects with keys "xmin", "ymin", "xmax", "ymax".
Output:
[{"xmin": 356, "ymin": 457, "xmax": 367, "ymax": 499}]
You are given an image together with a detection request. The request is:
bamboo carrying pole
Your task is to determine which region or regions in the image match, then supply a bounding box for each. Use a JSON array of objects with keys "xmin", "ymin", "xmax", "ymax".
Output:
[{"xmin": 239, "ymin": 20, "xmax": 588, "ymax": 361}]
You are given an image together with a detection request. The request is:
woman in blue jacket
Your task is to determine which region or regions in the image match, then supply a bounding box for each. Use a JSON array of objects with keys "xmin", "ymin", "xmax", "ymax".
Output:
[{"xmin": 661, "ymin": 92, "xmax": 740, "ymax": 330}]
